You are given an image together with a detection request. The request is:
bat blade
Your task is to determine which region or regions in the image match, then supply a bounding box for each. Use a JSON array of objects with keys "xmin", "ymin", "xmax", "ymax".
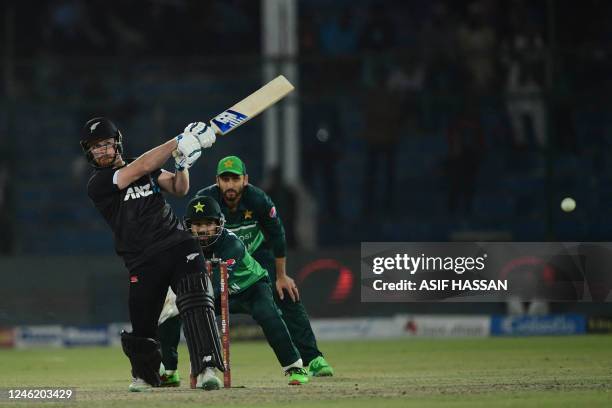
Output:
[{"xmin": 209, "ymin": 75, "xmax": 294, "ymax": 135}]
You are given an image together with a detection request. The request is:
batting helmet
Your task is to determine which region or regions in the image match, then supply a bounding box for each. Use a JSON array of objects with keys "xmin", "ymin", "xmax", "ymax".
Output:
[{"xmin": 80, "ymin": 117, "xmax": 124, "ymax": 168}]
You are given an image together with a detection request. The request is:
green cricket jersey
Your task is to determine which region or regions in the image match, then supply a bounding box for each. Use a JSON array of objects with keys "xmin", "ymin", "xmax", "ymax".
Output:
[
  {"xmin": 206, "ymin": 228, "xmax": 268, "ymax": 295},
  {"xmin": 196, "ymin": 184, "xmax": 286, "ymax": 258}
]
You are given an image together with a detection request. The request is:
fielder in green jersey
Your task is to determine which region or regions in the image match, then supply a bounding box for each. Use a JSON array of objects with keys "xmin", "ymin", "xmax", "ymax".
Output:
[
  {"xmin": 161, "ymin": 195, "xmax": 309, "ymax": 388},
  {"xmin": 196, "ymin": 156, "xmax": 333, "ymax": 377}
]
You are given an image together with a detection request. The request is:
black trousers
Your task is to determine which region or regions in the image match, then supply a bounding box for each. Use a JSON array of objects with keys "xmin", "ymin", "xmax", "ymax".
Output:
[{"xmin": 128, "ymin": 239, "xmax": 205, "ymax": 339}]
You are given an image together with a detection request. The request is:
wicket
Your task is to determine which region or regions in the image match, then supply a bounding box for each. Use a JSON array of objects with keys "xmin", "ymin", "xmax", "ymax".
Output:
[
  {"xmin": 218, "ymin": 260, "xmax": 231, "ymax": 388},
  {"xmin": 204, "ymin": 259, "xmax": 231, "ymax": 388}
]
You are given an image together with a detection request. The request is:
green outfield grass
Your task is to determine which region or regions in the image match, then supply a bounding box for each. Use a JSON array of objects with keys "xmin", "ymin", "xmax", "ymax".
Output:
[{"xmin": 1, "ymin": 336, "xmax": 611, "ymax": 407}]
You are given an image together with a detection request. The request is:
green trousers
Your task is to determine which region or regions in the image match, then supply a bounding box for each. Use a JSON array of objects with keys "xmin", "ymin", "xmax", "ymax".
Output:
[
  {"xmin": 224, "ymin": 278, "xmax": 300, "ymax": 367},
  {"xmin": 158, "ymin": 278, "xmax": 300, "ymax": 369},
  {"xmin": 253, "ymin": 248, "xmax": 323, "ymax": 365}
]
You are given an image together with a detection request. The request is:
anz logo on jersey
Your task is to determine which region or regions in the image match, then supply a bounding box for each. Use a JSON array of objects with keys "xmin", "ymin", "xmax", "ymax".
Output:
[{"xmin": 124, "ymin": 183, "xmax": 158, "ymax": 201}]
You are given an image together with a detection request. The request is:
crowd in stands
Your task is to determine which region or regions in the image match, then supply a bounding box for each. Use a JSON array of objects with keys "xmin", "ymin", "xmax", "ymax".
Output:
[{"xmin": 1, "ymin": 0, "xmax": 612, "ymax": 253}]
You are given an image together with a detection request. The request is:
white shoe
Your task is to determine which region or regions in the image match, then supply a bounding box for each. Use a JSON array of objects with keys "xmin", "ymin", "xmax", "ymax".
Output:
[
  {"xmin": 128, "ymin": 377, "xmax": 153, "ymax": 392},
  {"xmin": 196, "ymin": 368, "xmax": 222, "ymax": 391}
]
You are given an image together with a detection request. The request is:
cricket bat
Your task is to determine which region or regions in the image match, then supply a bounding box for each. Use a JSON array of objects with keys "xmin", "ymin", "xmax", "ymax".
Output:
[{"xmin": 209, "ymin": 75, "xmax": 294, "ymax": 135}]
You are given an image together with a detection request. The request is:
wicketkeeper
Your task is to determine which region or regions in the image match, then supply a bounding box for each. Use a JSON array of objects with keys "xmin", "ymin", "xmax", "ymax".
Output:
[{"xmin": 165, "ymin": 195, "xmax": 310, "ymax": 387}]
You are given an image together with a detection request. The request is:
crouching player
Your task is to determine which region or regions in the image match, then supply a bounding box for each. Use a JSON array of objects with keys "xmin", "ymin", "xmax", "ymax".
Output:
[{"xmin": 175, "ymin": 195, "xmax": 309, "ymax": 388}]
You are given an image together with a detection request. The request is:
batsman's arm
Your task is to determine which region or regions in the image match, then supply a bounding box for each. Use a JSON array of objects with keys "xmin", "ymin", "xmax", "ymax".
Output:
[
  {"xmin": 116, "ymin": 133, "xmax": 201, "ymax": 190},
  {"xmin": 157, "ymin": 168, "xmax": 190, "ymax": 197},
  {"xmin": 115, "ymin": 138, "xmax": 178, "ymax": 190}
]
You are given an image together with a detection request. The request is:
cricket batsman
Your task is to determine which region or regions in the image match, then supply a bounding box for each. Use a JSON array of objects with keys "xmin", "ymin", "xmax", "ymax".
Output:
[{"xmin": 80, "ymin": 118, "xmax": 225, "ymax": 391}]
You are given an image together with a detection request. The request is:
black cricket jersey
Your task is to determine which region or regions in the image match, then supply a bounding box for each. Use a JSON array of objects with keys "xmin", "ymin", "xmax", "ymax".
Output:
[{"xmin": 87, "ymin": 165, "xmax": 192, "ymax": 270}]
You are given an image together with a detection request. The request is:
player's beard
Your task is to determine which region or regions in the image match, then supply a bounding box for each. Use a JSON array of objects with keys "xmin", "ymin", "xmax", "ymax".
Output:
[
  {"xmin": 198, "ymin": 235, "xmax": 211, "ymax": 246},
  {"xmin": 96, "ymin": 153, "xmax": 115, "ymax": 167},
  {"xmin": 195, "ymin": 227, "xmax": 221, "ymax": 247},
  {"xmin": 223, "ymin": 186, "xmax": 243, "ymax": 203},
  {"xmin": 93, "ymin": 145, "xmax": 117, "ymax": 167}
]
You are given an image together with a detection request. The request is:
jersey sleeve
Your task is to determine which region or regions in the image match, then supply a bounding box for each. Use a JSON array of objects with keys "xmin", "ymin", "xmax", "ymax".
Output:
[
  {"xmin": 87, "ymin": 169, "xmax": 120, "ymax": 200},
  {"xmin": 152, "ymin": 168, "xmax": 162, "ymax": 181},
  {"xmin": 253, "ymin": 188, "xmax": 287, "ymax": 258}
]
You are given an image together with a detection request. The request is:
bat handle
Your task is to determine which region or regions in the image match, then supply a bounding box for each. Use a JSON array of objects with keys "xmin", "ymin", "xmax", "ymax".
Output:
[{"xmin": 210, "ymin": 121, "xmax": 222, "ymax": 136}]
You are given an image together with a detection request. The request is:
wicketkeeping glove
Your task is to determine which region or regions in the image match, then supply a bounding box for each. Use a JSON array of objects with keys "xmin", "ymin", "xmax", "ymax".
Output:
[{"xmin": 184, "ymin": 121, "xmax": 216, "ymax": 149}]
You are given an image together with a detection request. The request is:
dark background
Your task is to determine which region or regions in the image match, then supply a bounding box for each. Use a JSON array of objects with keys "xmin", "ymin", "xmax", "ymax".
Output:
[{"xmin": 1, "ymin": 0, "xmax": 611, "ymax": 323}]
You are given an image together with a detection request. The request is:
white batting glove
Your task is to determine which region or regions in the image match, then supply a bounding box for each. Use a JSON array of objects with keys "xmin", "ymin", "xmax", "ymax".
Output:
[
  {"xmin": 173, "ymin": 150, "xmax": 191, "ymax": 172},
  {"xmin": 175, "ymin": 133, "xmax": 202, "ymax": 168},
  {"xmin": 184, "ymin": 121, "xmax": 216, "ymax": 149}
]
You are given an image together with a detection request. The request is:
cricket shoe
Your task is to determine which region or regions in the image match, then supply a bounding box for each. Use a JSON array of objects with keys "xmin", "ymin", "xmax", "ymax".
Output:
[
  {"xmin": 160, "ymin": 370, "xmax": 181, "ymax": 387},
  {"xmin": 196, "ymin": 368, "xmax": 222, "ymax": 390},
  {"xmin": 308, "ymin": 356, "xmax": 334, "ymax": 377},
  {"xmin": 285, "ymin": 367, "xmax": 309, "ymax": 385},
  {"xmin": 128, "ymin": 378, "xmax": 153, "ymax": 392}
]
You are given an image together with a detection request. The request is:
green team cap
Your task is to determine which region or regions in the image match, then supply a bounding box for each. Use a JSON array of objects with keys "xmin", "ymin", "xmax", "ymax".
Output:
[{"xmin": 217, "ymin": 155, "xmax": 247, "ymax": 176}]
